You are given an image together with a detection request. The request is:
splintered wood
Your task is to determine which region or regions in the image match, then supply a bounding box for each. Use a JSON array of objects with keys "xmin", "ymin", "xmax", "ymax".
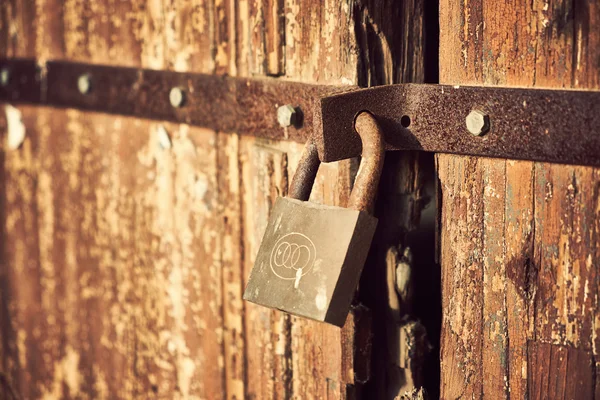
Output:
[{"xmin": 439, "ymin": 1, "xmax": 600, "ymax": 399}]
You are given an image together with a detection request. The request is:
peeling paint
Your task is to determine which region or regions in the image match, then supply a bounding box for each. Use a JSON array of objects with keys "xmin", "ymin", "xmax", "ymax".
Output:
[
  {"xmin": 5, "ymin": 105, "xmax": 26, "ymax": 150},
  {"xmin": 41, "ymin": 346, "xmax": 81, "ymax": 399}
]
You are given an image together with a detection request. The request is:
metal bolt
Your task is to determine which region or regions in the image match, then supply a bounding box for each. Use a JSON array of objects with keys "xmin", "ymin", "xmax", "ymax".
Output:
[
  {"xmin": 0, "ymin": 68, "xmax": 10, "ymax": 87},
  {"xmin": 78, "ymin": 73, "xmax": 92, "ymax": 94},
  {"xmin": 170, "ymin": 87, "xmax": 185, "ymax": 108},
  {"xmin": 466, "ymin": 110, "xmax": 490, "ymax": 136},
  {"xmin": 277, "ymin": 104, "xmax": 297, "ymax": 127}
]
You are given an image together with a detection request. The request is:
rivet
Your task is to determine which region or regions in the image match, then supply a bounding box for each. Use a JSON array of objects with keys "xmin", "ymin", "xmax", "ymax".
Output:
[
  {"xmin": 277, "ymin": 104, "xmax": 297, "ymax": 127},
  {"xmin": 78, "ymin": 73, "xmax": 92, "ymax": 94},
  {"xmin": 0, "ymin": 67, "xmax": 10, "ymax": 87},
  {"xmin": 466, "ymin": 110, "xmax": 490, "ymax": 136},
  {"xmin": 170, "ymin": 87, "xmax": 185, "ymax": 108}
]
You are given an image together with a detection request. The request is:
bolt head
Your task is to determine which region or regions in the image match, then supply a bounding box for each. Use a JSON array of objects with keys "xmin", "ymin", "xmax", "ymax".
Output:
[
  {"xmin": 277, "ymin": 104, "xmax": 297, "ymax": 127},
  {"xmin": 78, "ymin": 73, "xmax": 92, "ymax": 94},
  {"xmin": 170, "ymin": 87, "xmax": 185, "ymax": 108},
  {"xmin": 466, "ymin": 110, "xmax": 490, "ymax": 136},
  {"xmin": 0, "ymin": 68, "xmax": 10, "ymax": 87}
]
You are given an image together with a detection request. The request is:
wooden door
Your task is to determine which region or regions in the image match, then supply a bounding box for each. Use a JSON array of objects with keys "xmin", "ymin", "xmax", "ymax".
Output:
[
  {"xmin": 2, "ymin": 1, "xmax": 599, "ymax": 399},
  {"xmin": 0, "ymin": 1, "xmax": 433, "ymax": 399},
  {"xmin": 438, "ymin": 1, "xmax": 600, "ymax": 399}
]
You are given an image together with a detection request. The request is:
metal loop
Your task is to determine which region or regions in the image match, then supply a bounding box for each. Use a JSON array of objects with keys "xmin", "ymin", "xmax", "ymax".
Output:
[
  {"xmin": 289, "ymin": 112, "xmax": 384, "ymax": 212},
  {"xmin": 348, "ymin": 111, "xmax": 385, "ymax": 214},
  {"xmin": 289, "ymin": 138, "xmax": 320, "ymax": 201}
]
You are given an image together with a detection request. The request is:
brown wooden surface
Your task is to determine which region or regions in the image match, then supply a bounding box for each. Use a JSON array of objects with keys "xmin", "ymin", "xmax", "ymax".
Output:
[
  {"xmin": 439, "ymin": 1, "xmax": 600, "ymax": 399},
  {"xmin": 0, "ymin": 1, "xmax": 428, "ymax": 399}
]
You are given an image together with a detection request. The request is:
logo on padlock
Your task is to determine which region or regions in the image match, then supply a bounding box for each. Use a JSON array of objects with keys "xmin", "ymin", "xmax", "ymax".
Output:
[
  {"xmin": 270, "ymin": 232, "xmax": 316, "ymax": 280},
  {"xmin": 243, "ymin": 112, "xmax": 385, "ymax": 327}
]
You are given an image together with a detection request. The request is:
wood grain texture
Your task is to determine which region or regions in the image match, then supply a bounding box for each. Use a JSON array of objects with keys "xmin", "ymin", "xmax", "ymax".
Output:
[
  {"xmin": 528, "ymin": 341, "xmax": 595, "ymax": 399},
  {"xmin": 248, "ymin": 0, "xmax": 284, "ymax": 76},
  {"xmin": 218, "ymin": 132, "xmax": 245, "ymax": 400},
  {"xmin": 439, "ymin": 0, "xmax": 600, "ymax": 398},
  {"xmin": 241, "ymin": 139, "xmax": 292, "ymax": 399},
  {"xmin": 1, "ymin": 108, "xmax": 228, "ymax": 399},
  {"xmin": 438, "ymin": 155, "xmax": 485, "ymax": 399}
]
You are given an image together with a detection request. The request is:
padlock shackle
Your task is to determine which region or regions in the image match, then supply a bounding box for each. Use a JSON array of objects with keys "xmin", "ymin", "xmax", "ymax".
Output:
[
  {"xmin": 289, "ymin": 138, "xmax": 320, "ymax": 201},
  {"xmin": 348, "ymin": 111, "xmax": 385, "ymax": 214}
]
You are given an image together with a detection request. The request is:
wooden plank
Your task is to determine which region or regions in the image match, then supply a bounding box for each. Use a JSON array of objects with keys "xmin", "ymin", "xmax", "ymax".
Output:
[
  {"xmin": 214, "ymin": 0, "xmax": 233, "ymax": 75},
  {"xmin": 248, "ymin": 0, "xmax": 266, "ymax": 76},
  {"xmin": 248, "ymin": 0, "xmax": 284, "ymax": 76},
  {"xmin": 264, "ymin": 0, "xmax": 284, "ymax": 76},
  {"xmin": 504, "ymin": 160, "xmax": 534, "ymax": 399},
  {"xmin": 481, "ymin": 157, "xmax": 508, "ymax": 399},
  {"xmin": 164, "ymin": 0, "xmax": 215, "ymax": 72},
  {"xmin": 437, "ymin": 154, "xmax": 485, "ymax": 399},
  {"xmin": 132, "ymin": 3, "xmax": 225, "ymax": 398},
  {"xmin": 439, "ymin": 0, "xmax": 600, "ymax": 397},
  {"xmin": 3, "ymin": 1, "xmax": 227, "ymax": 399},
  {"xmin": 528, "ymin": 341, "xmax": 594, "ymax": 400},
  {"xmin": 0, "ymin": 1, "xmax": 9, "ymax": 57},
  {"xmin": 151, "ymin": 122, "xmax": 224, "ymax": 398},
  {"xmin": 217, "ymin": 132, "xmax": 245, "ymax": 400},
  {"xmin": 235, "ymin": 0, "xmax": 250, "ymax": 77},
  {"xmin": 533, "ymin": 163, "xmax": 599, "ymax": 347},
  {"xmin": 1, "ymin": 105, "xmax": 45, "ymax": 399},
  {"xmin": 12, "ymin": 0, "xmax": 36, "ymax": 58},
  {"xmin": 63, "ymin": 0, "xmax": 91, "ymax": 62},
  {"xmin": 240, "ymin": 138, "xmax": 292, "ymax": 399},
  {"xmin": 284, "ymin": 0, "xmax": 357, "ymax": 84},
  {"xmin": 219, "ymin": 3, "xmax": 245, "ymax": 399},
  {"xmin": 34, "ymin": 0, "xmax": 65, "ymax": 61}
]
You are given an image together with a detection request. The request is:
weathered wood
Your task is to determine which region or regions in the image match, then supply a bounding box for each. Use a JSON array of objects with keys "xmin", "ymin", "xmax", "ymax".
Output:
[
  {"xmin": 439, "ymin": 0, "xmax": 600, "ymax": 398},
  {"xmin": 528, "ymin": 341, "xmax": 595, "ymax": 399},
  {"xmin": 218, "ymin": 132, "xmax": 245, "ymax": 400},
  {"xmin": 241, "ymin": 139, "xmax": 291, "ymax": 399},
  {"xmin": 0, "ymin": 109, "xmax": 229, "ymax": 398},
  {"xmin": 1, "ymin": 0, "xmax": 431, "ymax": 398},
  {"xmin": 505, "ymin": 159, "xmax": 534, "ymax": 398},
  {"xmin": 284, "ymin": 0, "xmax": 357, "ymax": 84},
  {"xmin": 249, "ymin": 0, "xmax": 284, "ymax": 76},
  {"xmin": 438, "ymin": 155, "xmax": 485, "ymax": 399}
]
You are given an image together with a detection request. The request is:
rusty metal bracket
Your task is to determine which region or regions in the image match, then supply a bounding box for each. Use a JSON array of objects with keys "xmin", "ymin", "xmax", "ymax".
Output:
[
  {"xmin": 315, "ymin": 84, "xmax": 600, "ymax": 165},
  {"xmin": 2, "ymin": 58, "xmax": 600, "ymax": 167}
]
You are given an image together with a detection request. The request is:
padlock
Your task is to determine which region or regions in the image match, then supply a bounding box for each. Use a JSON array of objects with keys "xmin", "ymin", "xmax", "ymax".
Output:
[{"xmin": 243, "ymin": 111, "xmax": 385, "ymax": 327}]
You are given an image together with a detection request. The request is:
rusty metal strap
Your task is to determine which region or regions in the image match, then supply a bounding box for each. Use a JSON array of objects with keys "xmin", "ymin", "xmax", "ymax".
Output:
[
  {"xmin": 2, "ymin": 58, "xmax": 600, "ymax": 167},
  {"xmin": 315, "ymin": 84, "xmax": 600, "ymax": 165},
  {"xmin": 0, "ymin": 58, "xmax": 346, "ymax": 144}
]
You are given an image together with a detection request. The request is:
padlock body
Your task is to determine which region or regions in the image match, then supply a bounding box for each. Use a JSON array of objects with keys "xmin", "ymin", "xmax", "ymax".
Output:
[{"xmin": 243, "ymin": 197, "xmax": 377, "ymax": 327}]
